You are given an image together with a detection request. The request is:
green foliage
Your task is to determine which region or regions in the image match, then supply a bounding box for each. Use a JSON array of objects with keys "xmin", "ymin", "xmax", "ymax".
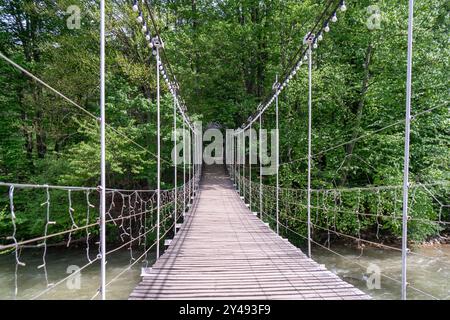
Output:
[{"xmin": 0, "ymin": 0, "xmax": 448, "ymax": 244}]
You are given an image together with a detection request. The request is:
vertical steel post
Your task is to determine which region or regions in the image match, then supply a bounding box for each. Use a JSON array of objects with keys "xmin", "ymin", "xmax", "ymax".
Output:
[
  {"xmin": 275, "ymin": 74, "xmax": 279, "ymax": 235},
  {"xmin": 237, "ymin": 134, "xmax": 240, "ymax": 193},
  {"xmin": 242, "ymin": 130, "xmax": 245, "ymax": 200},
  {"xmin": 99, "ymin": 0, "xmax": 106, "ymax": 301},
  {"xmin": 232, "ymin": 134, "xmax": 235, "ymax": 182},
  {"xmin": 232, "ymin": 134, "xmax": 236, "ymax": 181},
  {"xmin": 183, "ymin": 121, "xmax": 186, "ymax": 214},
  {"xmin": 249, "ymin": 124, "xmax": 252, "ymax": 209},
  {"xmin": 156, "ymin": 48, "xmax": 161, "ymax": 259},
  {"xmin": 259, "ymin": 115, "xmax": 263, "ymax": 219},
  {"xmin": 188, "ymin": 130, "xmax": 191, "ymax": 204},
  {"xmin": 199, "ymin": 130, "xmax": 202, "ymax": 182},
  {"xmin": 198, "ymin": 130, "xmax": 200, "ymax": 188},
  {"xmin": 196, "ymin": 131, "xmax": 198, "ymax": 194},
  {"xmin": 195, "ymin": 130, "xmax": 199, "ymax": 192},
  {"xmin": 192, "ymin": 131, "xmax": 195, "ymax": 196},
  {"xmin": 193, "ymin": 131, "xmax": 195, "ymax": 192},
  {"xmin": 232, "ymin": 135, "xmax": 236, "ymax": 181},
  {"xmin": 401, "ymin": 0, "xmax": 414, "ymax": 301},
  {"xmin": 173, "ymin": 98, "xmax": 177, "ymax": 235},
  {"xmin": 193, "ymin": 131, "xmax": 195, "ymax": 196},
  {"xmin": 307, "ymin": 42, "xmax": 312, "ymax": 258}
]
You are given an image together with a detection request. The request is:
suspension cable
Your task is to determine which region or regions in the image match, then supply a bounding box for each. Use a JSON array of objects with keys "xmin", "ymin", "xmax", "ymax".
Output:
[
  {"xmin": 0, "ymin": 52, "xmax": 173, "ymax": 164},
  {"xmin": 280, "ymin": 101, "xmax": 449, "ymax": 167}
]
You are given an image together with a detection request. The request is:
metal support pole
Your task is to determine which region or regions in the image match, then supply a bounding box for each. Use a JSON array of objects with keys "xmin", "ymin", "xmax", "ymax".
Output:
[
  {"xmin": 237, "ymin": 134, "xmax": 240, "ymax": 193},
  {"xmin": 196, "ymin": 132, "xmax": 198, "ymax": 191},
  {"xmin": 195, "ymin": 131, "xmax": 198, "ymax": 192},
  {"xmin": 183, "ymin": 121, "xmax": 186, "ymax": 214},
  {"xmin": 198, "ymin": 131, "xmax": 200, "ymax": 186},
  {"xmin": 188, "ymin": 131, "xmax": 191, "ymax": 203},
  {"xmin": 233, "ymin": 133, "xmax": 238, "ymax": 181},
  {"xmin": 401, "ymin": 0, "xmax": 414, "ymax": 301},
  {"xmin": 249, "ymin": 124, "xmax": 252, "ymax": 209},
  {"xmin": 242, "ymin": 131, "xmax": 245, "ymax": 200},
  {"xmin": 307, "ymin": 42, "xmax": 312, "ymax": 258},
  {"xmin": 156, "ymin": 47, "xmax": 161, "ymax": 260},
  {"xmin": 192, "ymin": 131, "xmax": 195, "ymax": 197},
  {"xmin": 99, "ymin": 0, "xmax": 106, "ymax": 300},
  {"xmin": 173, "ymin": 98, "xmax": 177, "ymax": 235},
  {"xmin": 234, "ymin": 135, "xmax": 236, "ymax": 182},
  {"xmin": 193, "ymin": 132, "xmax": 195, "ymax": 192},
  {"xmin": 275, "ymin": 74, "xmax": 279, "ymax": 235},
  {"xmin": 199, "ymin": 131, "xmax": 202, "ymax": 181},
  {"xmin": 232, "ymin": 134, "xmax": 234, "ymax": 181},
  {"xmin": 236, "ymin": 135, "xmax": 241, "ymax": 194},
  {"xmin": 259, "ymin": 115, "xmax": 263, "ymax": 219},
  {"xmin": 233, "ymin": 133, "xmax": 236, "ymax": 181}
]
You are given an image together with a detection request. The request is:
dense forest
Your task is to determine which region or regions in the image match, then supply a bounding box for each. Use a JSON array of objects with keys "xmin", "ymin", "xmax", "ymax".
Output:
[{"xmin": 0, "ymin": 0, "xmax": 448, "ymax": 245}]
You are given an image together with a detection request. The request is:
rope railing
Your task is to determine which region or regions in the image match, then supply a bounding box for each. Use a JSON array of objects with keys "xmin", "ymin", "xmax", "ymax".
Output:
[
  {"xmin": 231, "ymin": 170, "xmax": 449, "ymax": 299},
  {"xmin": 230, "ymin": 1, "xmax": 350, "ymax": 263},
  {"xmin": 240, "ymin": 174, "xmax": 449, "ymax": 245},
  {"xmin": 0, "ymin": 170, "xmax": 200, "ymax": 299},
  {"xmin": 283, "ymin": 214, "xmax": 450, "ymax": 264},
  {"xmin": 8, "ymin": 176, "xmax": 192, "ymax": 300},
  {"xmin": 89, "ymin": 167, "xmax": 205, "ymax": 301},
  {"xmin": 268, "ymin": 215, "xmax": 441, "ymax": 301},
  {"xmin": 89, "ymin": 209, "xmax": 187, "ymax": 301},
  {"xmin": 227, "ymin": 0, "xmax": 448, "ymax": 301},
  {"xmin": 0, "ymin": 0, "xmax": 203, "ymax": 300},
  {"xmin": 31, "ymin": 208, "xmax": 174, "ymax": 301}
]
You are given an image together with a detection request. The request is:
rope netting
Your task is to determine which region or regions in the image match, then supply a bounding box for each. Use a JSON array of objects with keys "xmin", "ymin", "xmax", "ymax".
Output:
[
  {"xmin": 230, "ymin": 170, "xmax": 449, "ymax": 299},
  {"xmin": 0, "ymin": 175, "xmax": 199, "ymax": 299}
]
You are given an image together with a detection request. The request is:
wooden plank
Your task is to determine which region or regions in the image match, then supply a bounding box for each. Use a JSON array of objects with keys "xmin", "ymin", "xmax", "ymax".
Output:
[{"xmin": 129, "ymin": 165, "xmax": 370, "ymax": 300}]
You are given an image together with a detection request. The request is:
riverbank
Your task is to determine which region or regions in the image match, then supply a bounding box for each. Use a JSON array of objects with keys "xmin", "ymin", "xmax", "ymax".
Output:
[{"xmin": 310, "ymin": 230, "xmax": 450, "ymax": 251}]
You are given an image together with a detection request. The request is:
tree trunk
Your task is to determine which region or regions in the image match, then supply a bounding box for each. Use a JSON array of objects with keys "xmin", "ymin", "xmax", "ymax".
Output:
[{"xmin": 340, "ymin": 43, "xmax": 373, "ymax": 185}]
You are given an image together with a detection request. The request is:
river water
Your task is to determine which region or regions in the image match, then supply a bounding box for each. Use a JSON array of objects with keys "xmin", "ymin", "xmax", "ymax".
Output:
[
  {"xmin": 311, "ymin": 243, "xmax": 450, "ymax": 300},
  {"xmin": 0, "ymin": 244, "xmax": 449, "ymax": 300},
  {"xmin": 0, "ymin": 247, "xmax": 149, "ymax": 300}
]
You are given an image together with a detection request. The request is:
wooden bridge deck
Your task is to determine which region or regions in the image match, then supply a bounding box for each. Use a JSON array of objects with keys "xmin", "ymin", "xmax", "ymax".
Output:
[{"xmin": 129, "ymin": 165, "xmax": 370, "ymax": 300}]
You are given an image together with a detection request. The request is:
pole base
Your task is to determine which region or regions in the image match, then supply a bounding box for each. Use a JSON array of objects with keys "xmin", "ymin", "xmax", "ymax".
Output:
[{"xmin": 140, "ymin": 267, "xmax": 152, "ymax": 277}]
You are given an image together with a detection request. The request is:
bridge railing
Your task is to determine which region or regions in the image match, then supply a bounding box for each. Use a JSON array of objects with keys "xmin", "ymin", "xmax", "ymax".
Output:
[
  {"xmin": 0, "ymin": 0, "xmax": 204, "ymax": 300},
  {"xmin": 0, "ymin": 172, "xmax": 201, "ymax": 300},
  {"xmin": 228, "ymin": 168, "xmax": 449, "ymax": 299},
  {"xmin": 226, "ymin": 0, "xmax": 449, "ymax": 300}
]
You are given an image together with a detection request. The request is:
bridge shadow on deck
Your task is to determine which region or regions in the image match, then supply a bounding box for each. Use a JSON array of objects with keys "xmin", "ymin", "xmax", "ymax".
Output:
[{"xmin": 129, "ymin": 165, "xmax": 370, "ymax": 300}]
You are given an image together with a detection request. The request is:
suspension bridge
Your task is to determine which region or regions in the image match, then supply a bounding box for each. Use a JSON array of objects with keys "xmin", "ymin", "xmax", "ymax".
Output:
[
  {"xmin": 0, "ymin": 0, "xmax": 448, "ymax": 301},
  {"xmin": 130, "ymin": 165, "xmax": 369, "ymax": 300}
]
